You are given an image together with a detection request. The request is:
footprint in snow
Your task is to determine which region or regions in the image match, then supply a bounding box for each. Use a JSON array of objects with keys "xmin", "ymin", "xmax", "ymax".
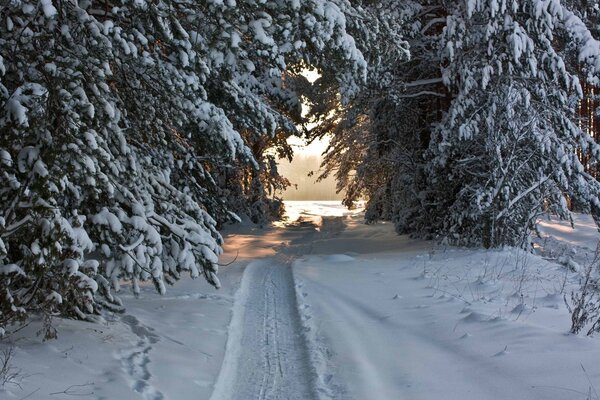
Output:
[{"xmin": 118, "ymin": 315, "xmax": 165, "ymax": 400}]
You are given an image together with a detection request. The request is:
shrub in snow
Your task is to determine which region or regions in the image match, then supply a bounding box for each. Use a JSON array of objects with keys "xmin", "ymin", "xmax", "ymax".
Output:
[
  {"xmin": 0, "ymin": 0, "xmax": 370, "ymax": 335},
  {"xmin": 565, "ymin": 247, "xmax": 600, "ymax": 335},
  {"xmin": 0, "ymin": 346, "xmax": 19, "ymax": 388}
]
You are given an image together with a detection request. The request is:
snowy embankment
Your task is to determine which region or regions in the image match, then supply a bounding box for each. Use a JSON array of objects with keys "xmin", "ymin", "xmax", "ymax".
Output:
[
  {"xmin": 2, "ymin": 202, "xmax": 600, "ymax": 399},
  {"xmin": 0, "ymin": 274, "xmax": 241, "ymax": 400},
  {"xmin": 0, "ymin": 231, "xmax": 254, "ymax": 400}
]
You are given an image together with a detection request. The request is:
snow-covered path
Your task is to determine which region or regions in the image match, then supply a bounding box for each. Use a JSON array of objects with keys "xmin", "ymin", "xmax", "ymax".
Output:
[
  {"xmin": 295, "ymin": 257, "xmax": 538, "ymax": 400},
  {"xmin": 227, "ymin": 259, "xmax": 314, "ymax": 400},
  {"xmin": 211, "ymin": 214, "xmax": 328, "ymax": 400},
  {"xmin": 5, "ymin": 202, "xmax": 600, "ymax": 400},
  {"xmin": 214, "ymin": 202, "xmax": 600, "ymax": 400}
]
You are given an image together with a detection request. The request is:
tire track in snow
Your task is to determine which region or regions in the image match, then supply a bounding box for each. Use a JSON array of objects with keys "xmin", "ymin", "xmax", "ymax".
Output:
[
  {"xmin": 211, "ymin": 260, "xmax": 316, "ymax": 400},
  {"xmin": 211, "ymin": 216, "xmax": 347, "ymax": 400}
]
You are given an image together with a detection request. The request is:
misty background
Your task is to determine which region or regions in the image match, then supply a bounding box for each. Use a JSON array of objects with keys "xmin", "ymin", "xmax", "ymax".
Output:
[{"xmin": 277, "ymin": 152, "xmax": 343, "ymax": 201}]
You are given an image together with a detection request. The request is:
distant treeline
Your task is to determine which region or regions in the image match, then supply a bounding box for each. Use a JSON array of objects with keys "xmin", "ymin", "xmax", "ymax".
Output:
[{"xmin": 277, "ymin": 154, "xmax": 343, "ymax": 201}]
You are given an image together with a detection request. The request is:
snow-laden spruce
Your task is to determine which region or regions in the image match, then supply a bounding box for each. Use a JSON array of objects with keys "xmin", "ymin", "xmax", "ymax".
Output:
[
  {"xmin": 302, "ymin": 0, "xmax": 414, "ymax": 208},
  {"xmin": 313, "ymin": 0, "xmax": 445, "ymax": 232},
  {"xmin": 429, "ymin": 0, "xmax": 600, "ymax": 247},
  {"xmin": 217, "ymin": 0, "xmax": 410, "ymax": 224},
  {"xmin": 0, "ymin": 0, "xmax": 369, "ymax": 335},
  {"xmin": 314, "ymin": 0, "xmax": 600, "ymax": 249}
]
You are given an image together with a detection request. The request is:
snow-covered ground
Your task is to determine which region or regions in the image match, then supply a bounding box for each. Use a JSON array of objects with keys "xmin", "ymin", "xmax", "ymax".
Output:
[{"xmin": 2, "ymin": 202, "xmax": 600, "ymax": 399}]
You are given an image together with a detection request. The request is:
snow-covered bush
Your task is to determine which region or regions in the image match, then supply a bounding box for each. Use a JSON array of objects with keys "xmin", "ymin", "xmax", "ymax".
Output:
[{"xmin": 565, "ymin": 247, "xmax": 600, "ymax": 335}]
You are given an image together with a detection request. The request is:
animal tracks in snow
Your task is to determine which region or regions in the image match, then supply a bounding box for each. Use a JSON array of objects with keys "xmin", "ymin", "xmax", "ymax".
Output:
[{"xmin": 118, "ymin": 315, "xmax": 164, "ymax": 400}]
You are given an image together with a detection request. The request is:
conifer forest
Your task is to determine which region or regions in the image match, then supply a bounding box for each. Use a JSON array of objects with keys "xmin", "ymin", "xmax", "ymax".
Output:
[{"xmin": 4, "ymin": 1, "xmax": 600, "ymax": 399}]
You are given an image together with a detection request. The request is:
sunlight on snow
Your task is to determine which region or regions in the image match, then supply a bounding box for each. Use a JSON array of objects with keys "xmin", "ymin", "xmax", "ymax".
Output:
[{"xmin": 273, "ymin": 200, "xmax": 363, "ymax": 229}]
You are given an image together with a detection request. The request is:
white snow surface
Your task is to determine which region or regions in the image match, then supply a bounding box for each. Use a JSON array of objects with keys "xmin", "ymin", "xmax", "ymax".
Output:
[
  {"xmin": 537, "ymin": 212, "xmax": 600, "ymax": 251},
  {"xmin": 3, "ymin": 202, "xmax": 600, "ymax": 399}
]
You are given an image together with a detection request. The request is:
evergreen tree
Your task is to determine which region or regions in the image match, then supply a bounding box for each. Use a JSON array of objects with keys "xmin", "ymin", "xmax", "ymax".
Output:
[
  {"xmin": 314, "ymin": 0, "xmax": 443, "ymax": 232},
  {"xmin": 429, "ymin": 0, "xmax": 600, "ymax": 247},
  {"xmin": 317, "ymin": 0, "xmax": 600, "ymax": 249},
  {"xmin": 0, "ymin": 0, "xmax": 371, "ymax": 334}
]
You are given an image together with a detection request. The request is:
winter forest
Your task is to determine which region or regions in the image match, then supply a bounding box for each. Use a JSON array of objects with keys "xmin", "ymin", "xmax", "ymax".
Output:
[{"xmin": 5, "ymin": 0, "xmax": 600, "ymax": 399}]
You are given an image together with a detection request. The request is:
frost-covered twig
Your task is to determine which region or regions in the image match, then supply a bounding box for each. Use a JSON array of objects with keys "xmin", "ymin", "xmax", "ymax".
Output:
[{"xmin": 0, "ymin": 346, "xmax": 22, "ymax": 389}]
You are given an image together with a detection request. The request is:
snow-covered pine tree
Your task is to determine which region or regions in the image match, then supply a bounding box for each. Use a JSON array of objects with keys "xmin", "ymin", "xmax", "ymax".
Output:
[
  {"xmin": 0, "ymin": 0, "xmax": 371, "ymax": 335},
  {"xmin": 313, "ymin": 1, "xmax": 442, "ymax": 230},
  {"xmin": 213, "ymin": 0, "xmax": 412, "ymax": 224},
  {"xmin": 428, "ymin": 0, "xmax": 600, "ymax": 248},
  {"xmin": 0, "ymin": 0, "xmax": 251, "ymax": 335},
  {"xmin": 363, "ymin": 0, "xmax": 448, "ymax": 233},
  {"xmin": 315, "ymin": 0, "xmax": 600, "ymax": 249},
  {"xmin": 563, "ymin": 0, "xmax": 600, "ymax": 38},
  {"xmin": 563, "ymin": 0, "xmax": 600, "ymax": 185}
]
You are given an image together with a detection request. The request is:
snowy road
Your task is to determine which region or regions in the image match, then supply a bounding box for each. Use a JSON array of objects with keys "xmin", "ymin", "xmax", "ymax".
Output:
[
  {"xmin": 211, "ymin": 202, "xmax": 600, "ymax": 400},
  {"xmin": 210, "ymin": 216, "xmax": 323, "ymax": 400},
  {"xmin": 228, "ymin": 260, "xmax": 315, "ymax": 400}
]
